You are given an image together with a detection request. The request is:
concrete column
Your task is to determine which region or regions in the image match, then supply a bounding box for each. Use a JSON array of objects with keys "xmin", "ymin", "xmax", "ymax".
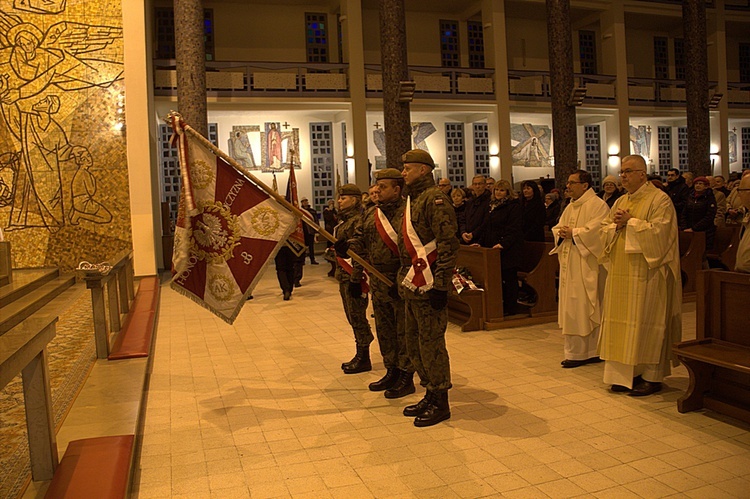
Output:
[
  {"xmin": 546, "ymin": 0, "xmax": 578, "ymax": 191},
  {"xmin": 482, "ymin": 0, "xmax": 513, "ymax": 182},
  {"xmin": 174, "ymin": 0, "xmax": 208, "ymax": 137},
  {"xmin": 380, "ymin": 0, "xmax": 412, "ymax": 168},
  {"xmin": 123, "ymin": 0, "xmax": 158, "ymax": 276},
  {"xmin": 600, "ymin": 1, "xmax": 629, "ymax": 172},
  {"xmin": 684, "ymin": 0, "xmax": 711, "ymax": 177},
  {"xmin": 342, "ymin": 0, "xmax": 370, "ymax": 189}
]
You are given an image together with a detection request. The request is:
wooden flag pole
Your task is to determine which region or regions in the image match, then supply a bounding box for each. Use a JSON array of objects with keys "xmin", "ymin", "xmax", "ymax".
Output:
[{"xmin": 177, "ymin": 120, "xmax": 394, "ymax": 287}]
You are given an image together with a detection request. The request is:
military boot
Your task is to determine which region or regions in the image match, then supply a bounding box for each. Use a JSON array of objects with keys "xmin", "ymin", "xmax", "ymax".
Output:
[
  {"xmin": 342, "ymin": 345, "xmax": 371, "ymax": 374},
  {"xmin": 384, "ymin": 370, "xmax": 416, "ymax": 399},
  {"xmin": 403, "ymin": 391, "xmax": 432, "ymax": 417},
  {"xmin": 414, "ymin": 391, "xmax": 450, "ymax": 427},
  {"xmin": 369, "ymin": 367, "xmax": 400, "ymax": 391}
]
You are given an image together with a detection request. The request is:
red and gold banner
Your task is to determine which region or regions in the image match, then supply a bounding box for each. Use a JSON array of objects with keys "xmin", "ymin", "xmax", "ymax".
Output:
[{"xmin": 171, "ymin": 117, "xmax": 297, "ymax": 323}]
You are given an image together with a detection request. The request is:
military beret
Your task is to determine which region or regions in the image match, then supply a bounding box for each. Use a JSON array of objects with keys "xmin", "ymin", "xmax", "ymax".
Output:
[
  {"xmin": 338, "ymin": 183, "xmax": 361, "ymax": 197},
  {"xmin": 401, "ymin": 149, "xmax": 435, "ymax": 169},
  {"xmin": 375, "ymin": 168, "xmax": 403, "ymax": 180}
]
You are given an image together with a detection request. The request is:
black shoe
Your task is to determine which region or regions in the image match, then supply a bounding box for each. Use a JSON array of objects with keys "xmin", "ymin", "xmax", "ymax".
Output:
[
  {"xmin": 294, "ymin": 282, "xmax": 302, "ymax": 288},
  {"xmin": 327, "ymin": 271, "xmax": 335, "ymax": 277},
  {"xmin": 311, "ymin": 261, "xmax": 319, "ymax": 265},
  {"xmin": 343, "ymin": 345, "xmax": 371, "ymax": 374},
  {"xmin": 561, "ymin": 357, "xmax": 602, "ymax": 368},
  {"xmin": 283, "ymin": 291, "xmax": 291, "ymax": 301},
  {"xmin": 611, "ymin": 375, "xmax": 640, "ymax": 393},
  {"xmin": 403, "ymin": 392, "xmax": 432, "ymax": 417},
  {"xmin": 369, "ymin": 368, "xmax": 400, "ymax": 391},
  {"xmin": 385, "ymin": 371, "xmax": 416, "ymax": 399},
  {"xmin": 629, "ymin": 379, "xmax": 662, "ymax": 397},
  {"xmin": 414, "ymin": 391, "xmax": 450, "ymax": 427}
]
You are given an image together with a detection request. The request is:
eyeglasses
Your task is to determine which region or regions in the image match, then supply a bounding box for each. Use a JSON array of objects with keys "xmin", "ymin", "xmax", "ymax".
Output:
[
  {"xmin": 566, "ymin": 181, "xmax": 584, "ymax": 185},
  {"xmin": 619, "ymin": 169, "xmax": 644, "ymax": 176}
]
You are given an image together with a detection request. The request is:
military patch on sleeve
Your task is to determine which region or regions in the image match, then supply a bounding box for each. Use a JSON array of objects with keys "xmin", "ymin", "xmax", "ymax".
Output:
[{"xmin": 434, "ymin": 198, "xmax": 444, "ymax": 205}]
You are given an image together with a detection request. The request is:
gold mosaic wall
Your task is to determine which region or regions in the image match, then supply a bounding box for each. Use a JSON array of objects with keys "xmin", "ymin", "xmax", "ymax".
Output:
[{"xmin": 0, "ymin": 0, "xmax": 131, "ymax": 271}]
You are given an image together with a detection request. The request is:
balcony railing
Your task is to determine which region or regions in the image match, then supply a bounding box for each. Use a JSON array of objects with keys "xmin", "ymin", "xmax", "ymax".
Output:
[{"xmin": 152, "ymin": 60, "xmax": 750, "ymax": 108}]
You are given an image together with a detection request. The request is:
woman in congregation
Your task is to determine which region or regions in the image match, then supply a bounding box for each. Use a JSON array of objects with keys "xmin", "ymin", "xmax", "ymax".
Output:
[
  {"xmin": 451, "ymin": 187, "xmax": 468, "ymax": 242},
  {"xmin": 598, "ymin": 175, "xmax": 622, "ymax": 208},
  {"xmin": 680, "ymin": 176, "xmax": 718, "ymax": 249},
  {"xmin": 520, "ymin": 180, "xmax": 546, "ymax": 242},
  {"xmin": 473, "ymin": 180, "xmax": 524, "ymax": 316}
]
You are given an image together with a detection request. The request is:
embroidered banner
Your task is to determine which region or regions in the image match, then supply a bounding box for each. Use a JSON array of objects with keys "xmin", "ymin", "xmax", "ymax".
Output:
[{"xmin": 171, "ymin": 117, "xmax": 297, "ymax": 323}]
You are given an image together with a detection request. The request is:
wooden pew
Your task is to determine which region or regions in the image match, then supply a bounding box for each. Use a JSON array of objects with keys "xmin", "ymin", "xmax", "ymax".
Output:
[
  {"xmin": 448, "ymin": 246, "xmax": 502, "ymax": 331},
  {"xmin": 679, "ymin": 230, "xmax": 706, "ymax": 302},
  {"xmin": 673, "ymin": 270, "xmax": 750, "ymax": 424},
  {"xmin": 706, "ymin": 226, "xmax": 741, "ymax": 270}
]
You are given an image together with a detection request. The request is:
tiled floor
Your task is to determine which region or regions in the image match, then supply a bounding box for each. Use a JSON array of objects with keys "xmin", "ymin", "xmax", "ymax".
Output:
[{"xmin": 135, "ymin": 263, "xmax": 750, "ymax": 498}]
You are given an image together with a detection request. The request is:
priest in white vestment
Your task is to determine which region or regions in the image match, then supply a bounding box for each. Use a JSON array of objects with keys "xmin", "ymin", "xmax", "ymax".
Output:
[
  {"xmin": 599, "ymin": 155, "xmax": 682, "ymax": 396},
  {"xmin": 551, "ymin": 169, "xmax": 610, "ymax": 368}
]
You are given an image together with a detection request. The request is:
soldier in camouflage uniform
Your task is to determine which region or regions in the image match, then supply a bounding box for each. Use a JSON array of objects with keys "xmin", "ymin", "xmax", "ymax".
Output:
[
  {"xmin": 350, "ymin": 168, "xmax": 416, "ymax": 398},
  {"xmin": 332, "ymin": 184, "xmax": 374, "ymax": 374},
  {"xmin": 398, "ymin": 149, "xmax": 459, "ymax": 427}
]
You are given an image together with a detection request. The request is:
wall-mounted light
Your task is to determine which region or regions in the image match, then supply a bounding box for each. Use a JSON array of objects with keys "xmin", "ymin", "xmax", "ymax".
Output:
[
  {"xmin": 706, "ymin": 92, "xmax": 723, "ymax": 109},
  {"xmin": 568, "ymin": 87, "xmax": 587, "ymax": 106},
  {"xmin": 398, "ymin": 81, "xmax": 417, "ymax": 102},
  {"xmin": 339, "ymin": 15, "xmax": 348, "ymax": 22},
  {"xmin": 483, "ymin": 22, "xmax": 492, "ymax": 29}
]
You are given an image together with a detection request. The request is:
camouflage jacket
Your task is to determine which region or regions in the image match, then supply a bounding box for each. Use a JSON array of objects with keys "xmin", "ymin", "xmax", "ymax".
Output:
[
  {"xmin": 333, "ymin": 205, "xmax": 364, "ymax": 284},
  {"xmin": 351, "ymin": 198, "xmax": 404, "ymax": 278},
  {"xmin": 398, "ymin": 174, "xmax": 459, "ymax": 295}
]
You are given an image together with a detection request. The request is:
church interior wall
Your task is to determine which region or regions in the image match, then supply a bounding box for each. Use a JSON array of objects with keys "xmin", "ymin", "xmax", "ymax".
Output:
[{"xmin": 505, "ymin": 18, "xmax": 550, "ymax": 71}]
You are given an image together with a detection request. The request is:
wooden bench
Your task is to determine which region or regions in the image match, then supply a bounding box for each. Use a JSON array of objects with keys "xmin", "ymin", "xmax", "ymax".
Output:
[
  {"xmin": 44, "ymin": 435, "xmax": 134, "ymax": 499},
  {"xmin": 706, "ymin": 226, "xmax": 741, "ymax": 270},
  {"xmin": 673, "ymin": 270, "xmax": 750, "ymax": 424},
  {"xmin": 0, "ymin": 317, "xmax": 58, "ymax": 481},
  {"xmin": 448, "ymin": 243, "xmax": 559, "ymax": 330},
  {"xmin": 679, "ymin": 230, "xmax": 706, "ymax": 302},
  {"xmin": 515, "ymin": 241, "xmax": 558, "ymax": 319},
  {"xmin": 108, "ymin": 276, "xmax": 160, "ymax": 360},
  {"xmin": 448, "ymin": 246, "xmax": 502, "ymax": 331},
  {"xmin": 0, "ymin": 240, "xmax": 11, "ymax": 287}
]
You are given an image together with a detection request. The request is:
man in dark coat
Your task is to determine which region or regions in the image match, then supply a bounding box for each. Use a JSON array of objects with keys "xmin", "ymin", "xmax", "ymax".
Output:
[
  {"xmin": 665, "ymin": 168, "xmax": 690, "ymax": 217},
  {"xmin": 461, "ymin": 175, "xmax": 491, "ymax": 244}
]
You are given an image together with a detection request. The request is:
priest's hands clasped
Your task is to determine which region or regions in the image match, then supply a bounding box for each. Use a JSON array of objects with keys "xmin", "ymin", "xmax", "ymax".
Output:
[{"xmin": 613, "ymin": 208, "xmax": 631, "ymax": 229}]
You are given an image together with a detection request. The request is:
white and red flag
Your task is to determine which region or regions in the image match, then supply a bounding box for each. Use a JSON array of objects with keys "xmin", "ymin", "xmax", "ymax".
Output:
[{"xmin": 170, "ymin": 116, "xmax": 297, "ymax": 323}]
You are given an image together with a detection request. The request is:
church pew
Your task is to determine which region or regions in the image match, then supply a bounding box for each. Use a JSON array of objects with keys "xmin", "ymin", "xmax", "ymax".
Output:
[
  {"xmin": 679, "ymin": 230, "xmax": 706, "ymax": 302},
  {"xmin": 706, "ymin": 226, "xmax": 741, "ymax": 270},
  {"xmin": 447, "ymin": 246, "xmax": 503, "ymax": 331},
  {"xmin": 485, "ymin": 241, "xmax": 558, "ymax": 330},
  {"xmin": 673, "ymin": 270, "xmax": 750, "ymax": 424}
]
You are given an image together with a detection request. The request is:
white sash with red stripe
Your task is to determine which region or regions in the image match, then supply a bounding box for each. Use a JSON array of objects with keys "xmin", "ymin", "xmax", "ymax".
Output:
[
  {"xmin": 374, "ymin": 207, "xmax": 399, "ymax": 255},
  {"xmin": 401, "ymin": 196, "xmax": 438, "ymax": 293},
  {"xmin": 336, "ymin": 257, "xmax": 370, "ymax": 294}
]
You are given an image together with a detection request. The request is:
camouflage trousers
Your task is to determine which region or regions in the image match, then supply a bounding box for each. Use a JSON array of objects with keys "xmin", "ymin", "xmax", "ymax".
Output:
[
  {"xmin": 338, "ymin": 282, "xmax": 373, "ymax": 347},
  {"xmin": 404, "ymin": 298, "xmax": 452, "ymax": 393},
  {"xmin": 371, "ymin": 279, "xmax": 413, "ymax": 373}
]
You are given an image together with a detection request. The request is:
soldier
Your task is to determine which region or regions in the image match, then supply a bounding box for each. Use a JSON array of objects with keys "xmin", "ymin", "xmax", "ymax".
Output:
[
  {"xmin": 348, "ymin": 168, "xmax": 415, "ymax": 398},
  {"xmin": 332, "ymin": 184, "xmax": 374, "ymax": 373},
  {"xmin": 398, "ymin": 149, "xmax": 459, "ymax": 427}
]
